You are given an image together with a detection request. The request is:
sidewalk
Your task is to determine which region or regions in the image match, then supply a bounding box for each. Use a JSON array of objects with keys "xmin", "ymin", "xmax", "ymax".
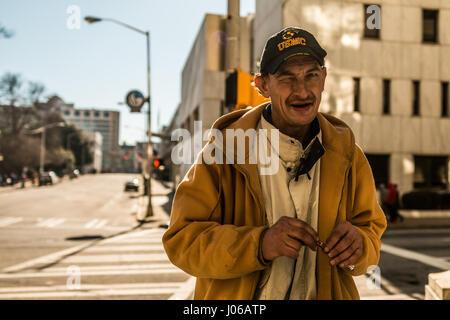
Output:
[
  {"xmin": 0, "ymin": 175, "xmax": 73, "ymax": 194},
  {"xmin": 0, "ymin": 180, "xmax": 35, "ymax": 194},
  {"xmin": 386, "ymin": 210, "xmax": 450, "ymax": 229},
  {"xmin": 135, "ymin": 179, "xmax": 173, "ymax": 226}
]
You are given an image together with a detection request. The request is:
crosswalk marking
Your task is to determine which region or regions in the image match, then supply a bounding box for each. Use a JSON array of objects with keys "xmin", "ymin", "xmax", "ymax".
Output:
[
  {"xmin": 36, "ymin": 218, "xmax": 65, "ymax": 228},
  {"xmin": 0, "ymin": 217, "xmax": 23, "ymax": 227},
  {"xmin": 84, "ymin": 219, "xmax": 108, "ymax": 229},
  {"xmin": 0, "ymin": 267, "xmax": 184, "ymax": 279},
  {"xmin": 168, "ymin": 277, "xmax": 196, "ymax": 300},
  {"xmin": 84, "ymin": 244, "xmax": 164, "ymax": 252},
  {"xmin": 0, "ymin": 287, "xmax": 182, "ymax": 299},
  {"xmin": 0, "ymin": 282, "xmax": 181, "ymax": 293},
  {"xmin": 0, "ymin": 227, "xmax": 194, "ymax": 299},
  {"xmin": 2, "ymin": 242, "xmax": 93, "ymax": 273},
  {"xmin": 37, "ymin": 263, "xmax": 176, "ymax": 273},
  {"xmin": 64, "ymin": 253, "xmax": 169, "ymax": 264},
  {"xmin": 381, "ymin": 243, "xmax": 450, "ymax": 270},
  {"xmin": 0, "ymin": 216, "xmax": 125, "ymax": 230},
  {"xmin": 102, "ymin": 238, "xmax": 163, "ymax": 244}
]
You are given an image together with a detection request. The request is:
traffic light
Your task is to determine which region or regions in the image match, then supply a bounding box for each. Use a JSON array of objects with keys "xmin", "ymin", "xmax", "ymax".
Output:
[
  {"xmin": 225, "ymin": 68, "xmax": 270, "ymax": 111},
  {"xmin": 153, "ymin": 157, "xmax": 160, "ymax": 168}
]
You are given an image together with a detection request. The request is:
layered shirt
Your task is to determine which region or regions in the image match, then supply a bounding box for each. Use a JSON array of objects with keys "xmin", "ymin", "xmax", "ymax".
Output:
[{"xmin": 255, "ymin": 108, "xmax": 322, "ymax": 300}]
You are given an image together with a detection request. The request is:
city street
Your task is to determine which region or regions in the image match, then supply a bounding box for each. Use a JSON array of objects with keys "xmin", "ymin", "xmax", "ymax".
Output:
[
  {"xmin": 355, "ymin": 228, "xmax": 450, "ymax": 299},
  {"xmin": 0, "ymin": 173, "xmax": 449, "ymax": 300},
  {"xmin": 0, "ymin": 173, "xmax": 193, "ymax": 299}
]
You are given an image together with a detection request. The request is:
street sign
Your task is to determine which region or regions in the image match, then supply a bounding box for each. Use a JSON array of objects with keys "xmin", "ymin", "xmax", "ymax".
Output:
[{"xmin": 125, "ymin": 90, "xmax": 146, "ymax": 113}]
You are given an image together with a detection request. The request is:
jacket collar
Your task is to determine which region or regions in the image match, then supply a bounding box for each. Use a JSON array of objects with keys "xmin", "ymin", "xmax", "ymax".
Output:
[{"xmin": 209, "ymin": 103, "xmax": 355, "ymax": 231}]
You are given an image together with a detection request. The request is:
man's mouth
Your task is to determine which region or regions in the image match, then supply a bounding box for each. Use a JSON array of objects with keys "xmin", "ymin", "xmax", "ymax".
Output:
[{"xmin": 289, "ymin": 101, "xmax": 314, "ymax": 109}]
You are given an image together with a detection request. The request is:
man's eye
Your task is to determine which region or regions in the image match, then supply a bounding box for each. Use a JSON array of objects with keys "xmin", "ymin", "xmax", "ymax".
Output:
[{"xmin": 306, "ymin": 73, "xmax": 319, "ymax": 79}]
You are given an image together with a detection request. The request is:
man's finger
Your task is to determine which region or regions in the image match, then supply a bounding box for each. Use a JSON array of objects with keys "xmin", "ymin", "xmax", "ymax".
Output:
[
  {"xmin": 288, "ymin": 218, "xmax": 319, "ymax": 242},
  {"xmin": 330, "ymin": 241, "xmax": 357, "ymax": 266},
  {"xmin": 283, "ymin": 234, "xmax": 302, "ymax": 252},
  {"xmin": 337, "ymin": 247, "xmax": 363, "ymax": 268},
  {"xmin": 325, "ymin": 223, "xmax": 349, "ymax": 252},
  {"xmin": 286, "ymin": 226, "xmax": 317, "ymax": 251},
  {"xmin": 328, "ymin": 235, "xmax": 354, "ymax": 259}
]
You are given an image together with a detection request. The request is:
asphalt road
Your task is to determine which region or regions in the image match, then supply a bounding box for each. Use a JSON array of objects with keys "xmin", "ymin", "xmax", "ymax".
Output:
[
  {"xmin": 0, "ymin": 173, "xmax": 142, "ymax": 271},
  {"xmin": 0, "ymin": 173, "xmax": 193, "ymax": 300},
  {"xmin": 0, "ymin": 174, "xmax": 448, "ymax": 300},
  {"xmin": 355, "ymin": 228, "xmax": 450, "ymax": 299}
]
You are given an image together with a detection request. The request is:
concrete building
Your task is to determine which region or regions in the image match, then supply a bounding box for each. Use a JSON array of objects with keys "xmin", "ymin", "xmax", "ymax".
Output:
[
  {"xmin": 61, "ymin": 105, "xmax": 121, "ymax": 172},
  {"xmin": 252, "ymin": 0, "xmax": 450, "ymax": 194},
  {"xmin": 162, "ymin": 1, "xmax": 255, "ymax": 185},
  {"xmin": 165, "ymin": 0, "xmax": 449, "ymax": 195},
  {"xmin": 119, "ymin": 143, "xmax": 140, "ymax": 173}
]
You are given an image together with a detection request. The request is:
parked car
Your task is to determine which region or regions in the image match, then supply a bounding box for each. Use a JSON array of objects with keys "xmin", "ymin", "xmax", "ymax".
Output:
[
  {"xmin": 39, "ymin": 171, "xmax": 58, "ymax": 186},
  {"xmin": 70, "ymin": 169, "xmax": 80, "ymax": 179},
  {"xmin": 124, "ymin": 178, "xmax": 139, "ymax": 192}
]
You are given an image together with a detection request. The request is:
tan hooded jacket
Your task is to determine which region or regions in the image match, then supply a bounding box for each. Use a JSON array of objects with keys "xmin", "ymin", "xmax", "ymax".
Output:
[{"xmin": 162, "ymin": 103, "xmax": 387, "ymax": 300}]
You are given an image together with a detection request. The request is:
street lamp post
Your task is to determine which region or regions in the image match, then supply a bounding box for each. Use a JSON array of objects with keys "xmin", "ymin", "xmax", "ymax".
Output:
[
  {"xmin": 85, "ymin": 16, "xmax": 153, "ymax": 217},
  {"xmin": 30, "ymin": 122, "xmax": 66, "ymax": 174}
]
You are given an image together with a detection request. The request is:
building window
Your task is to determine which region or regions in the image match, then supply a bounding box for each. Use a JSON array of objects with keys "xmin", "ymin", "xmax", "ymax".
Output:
[
  {"xmin": 74, "ymin": 110, "xmax": 80, "ymax": 116},
  {"xmin": 412, "ymin": 80, "xmax": 420, "ymax": 116},
  {"xmin": 84, "ymin": 111, "xmax": 90, "ymax": 117},
  {"xmin": 94, "ymin": 111, "xmax": 100, "ymax": 117},
  {"xmin": 366, "ymin": 154, "xmax": 390, "ymax": 187},
  {"xmin": 442, "ymin": 82, "xmax": 449, "ymax": 117},
  {"xmin": 64, "ymin": 110, "xmax": 70, "ymax": 116},
  {"xmin": 414, "ymin": 156, "xmax": 448, "ymax": 189},
  {"xmin": 382, "ymin": 79, "xmax": 391, "ymax": 115},
  {"xmin": 353, "ymin": 77, "xmax": 360, "ymax": 112},
  {"xmin": 423, "ymin": 9, "xmax": 438, "ymax": 43},
  {"xmin": 104, "ymin": 112, "xmax": 109, "ymax": 117},
  {"xmin": 363, "ymin": 4, "xmax": 380, "ymax": 39}
]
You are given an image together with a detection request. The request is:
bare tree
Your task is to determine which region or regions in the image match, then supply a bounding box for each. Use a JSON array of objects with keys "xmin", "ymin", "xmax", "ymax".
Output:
[
  {"xmin": 0, "ymin": 23, "xmax": 14, "ymax": 39},
  {"xmin": 0, "ymin": 72, "xmax": 23, "ymax": 106},
  {"xmin": 28, "ymin": 81, "xmax": 46, "ymax": 106}
]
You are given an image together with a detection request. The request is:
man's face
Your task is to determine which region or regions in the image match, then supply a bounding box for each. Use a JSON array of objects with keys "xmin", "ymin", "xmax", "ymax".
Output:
[{"xmin": 256, "ymin": 55, "xmax": 327, "ymax": 129}]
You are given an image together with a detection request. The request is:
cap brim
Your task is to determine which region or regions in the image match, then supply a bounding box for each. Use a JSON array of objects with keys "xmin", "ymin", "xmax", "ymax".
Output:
[{"xmin": 266, "ymin": 46, "xmax": 323, "ymax": 74}]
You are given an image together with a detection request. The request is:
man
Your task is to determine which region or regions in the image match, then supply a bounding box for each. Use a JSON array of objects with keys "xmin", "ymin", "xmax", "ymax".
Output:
[{"xmin": 163, "ymin": 27, "xmax": 387, "ymax": 300}]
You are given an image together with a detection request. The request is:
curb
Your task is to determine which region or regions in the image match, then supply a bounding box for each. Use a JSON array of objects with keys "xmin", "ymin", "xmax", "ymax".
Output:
[
  {"xmin": 135, "ymin": 194, "xmax": 170, "ymax": 227},
  {"xmin": 386, "ymin": 217, "xmax": 450, "ymax": 230}
]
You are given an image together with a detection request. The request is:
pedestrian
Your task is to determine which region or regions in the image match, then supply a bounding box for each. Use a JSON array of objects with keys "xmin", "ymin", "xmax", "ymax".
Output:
[
  {"xmin": 378, "ymin": 183, "xmax": 390, "ymax": 220},
  {"xmin": 386, "ymin": 182, "xmax": 403, "ymax": 223},
  {"xmin": 163, "ymin": 27, "xmax": 387, "ymax": 300}
]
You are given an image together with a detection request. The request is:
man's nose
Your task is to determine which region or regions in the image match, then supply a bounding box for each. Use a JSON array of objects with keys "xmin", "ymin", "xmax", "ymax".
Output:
[{"xmin": 292, "ymin": 78, "xmax": 309, "ymax": 99}]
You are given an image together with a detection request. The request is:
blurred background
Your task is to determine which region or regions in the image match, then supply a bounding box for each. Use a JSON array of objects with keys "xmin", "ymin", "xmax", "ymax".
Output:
[{"xmin": 0, "ymin": 0, "xmax": 449, "ymax": 300}]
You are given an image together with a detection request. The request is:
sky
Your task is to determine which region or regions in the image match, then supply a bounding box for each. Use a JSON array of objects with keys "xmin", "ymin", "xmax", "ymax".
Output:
[{"xmin": 0, "ymin": 0, "xmax": 256, "ymax": 145}]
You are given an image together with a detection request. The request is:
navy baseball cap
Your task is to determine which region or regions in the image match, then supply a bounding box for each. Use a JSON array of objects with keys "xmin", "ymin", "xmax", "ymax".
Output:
[{"xmin": 259, "ymin": 27, "xmax": 327, "ymax": 74}]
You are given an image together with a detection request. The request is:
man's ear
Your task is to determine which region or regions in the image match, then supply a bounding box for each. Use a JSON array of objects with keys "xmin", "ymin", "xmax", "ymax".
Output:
[
  {"xmin": 254, "ymin": 74, "xmax": 270, "ymax": 98},
  {"xmin": 320, "ymin": 66, "xmax": 327, "ymax": 90}
]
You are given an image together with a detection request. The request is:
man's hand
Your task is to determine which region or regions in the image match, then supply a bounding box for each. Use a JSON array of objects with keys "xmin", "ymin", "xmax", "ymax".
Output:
[
  {"xmin": 324, "ymin": 221, "xmax": 363, "ymax": 269},
  {"xmin": 262, "ymin": 216, "xmax": 319, "ymax": 261}
]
